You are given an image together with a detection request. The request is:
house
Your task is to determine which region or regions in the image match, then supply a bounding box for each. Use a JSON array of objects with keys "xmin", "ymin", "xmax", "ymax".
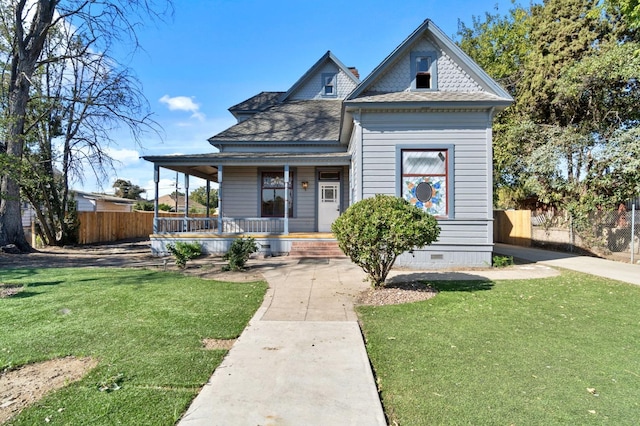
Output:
[
  {"xmin": 157, "ymin": 194, "xmax": 207, "ymax": 213},
  {"xmin": 143, "ymin": 20, "xmax": 513, "ymax": 268},
  {"xmin": 74, "ymin": 190, "xmax": 136, "ymax": 212}
]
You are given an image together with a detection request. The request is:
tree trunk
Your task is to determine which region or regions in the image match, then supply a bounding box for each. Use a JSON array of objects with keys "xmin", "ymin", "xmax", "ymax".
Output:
[{"xmin": 0, "ymin": 0, "xmax": 57, "ymax": 251}]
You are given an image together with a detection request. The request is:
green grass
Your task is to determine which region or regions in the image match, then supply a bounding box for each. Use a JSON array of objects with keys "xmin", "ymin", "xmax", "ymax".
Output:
[
  {"xmin": 358, "ymin": 271, "xmax": 640, "ymax": 425},
  {"xmin": 0, "ymin": 268, "xmax": 267, "ymax": 425}
]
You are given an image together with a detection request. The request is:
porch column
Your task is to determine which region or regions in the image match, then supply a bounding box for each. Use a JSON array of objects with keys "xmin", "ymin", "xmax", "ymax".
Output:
[
  {"xmin": 184, "ymin": 174, "xmax": 190, "ymax": 231},
  {"xmin": 284, "ymin": 164, "xmax": 289, "ymax": 235},
  {"xmin": 206, "ymin": 180, "xmax": 211, "ymax": 218},
  {"xmin": 217, "ymin": 165, "xmax": 223, "ymax": 235},
  {"xmin": 153, "ymin": 165, "xmax": 159, "ymax": 233}
]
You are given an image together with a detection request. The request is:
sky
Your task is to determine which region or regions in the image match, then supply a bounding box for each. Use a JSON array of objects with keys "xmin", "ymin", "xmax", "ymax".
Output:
[{"xmin": 80, "ymin": 0, "xmax": 518, "ymax": 199}]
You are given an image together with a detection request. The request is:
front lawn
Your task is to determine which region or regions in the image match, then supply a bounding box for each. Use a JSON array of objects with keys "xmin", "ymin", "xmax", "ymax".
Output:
[
  {"xmin": 358, "ymin": 271, "xmax": 640, "ymax": 425},
  {"xmin": 0, "ymin": 268, "xmax": 267, "ymax": 425}
]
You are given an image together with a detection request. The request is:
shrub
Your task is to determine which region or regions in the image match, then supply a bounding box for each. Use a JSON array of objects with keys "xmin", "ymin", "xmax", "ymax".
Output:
[
  {"xmin": 332, "ymin": 194, "xmax": 440, "ymax": 287},
  {"xmin": 223, "ymin": 237, "xmax": 258, "ymax": 271},
  {"xmin": 492, "ymin": 255, "xmax": 514, "ymax": 268},
  {"xmin": 166, "ymin": 242, "xmax": 202, "ymax": 268}
]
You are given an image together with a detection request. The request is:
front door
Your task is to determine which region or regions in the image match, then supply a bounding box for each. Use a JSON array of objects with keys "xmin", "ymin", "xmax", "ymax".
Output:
[{"xmin": 318, "ymin": 182, "xmax": 340, "ymax": 232}]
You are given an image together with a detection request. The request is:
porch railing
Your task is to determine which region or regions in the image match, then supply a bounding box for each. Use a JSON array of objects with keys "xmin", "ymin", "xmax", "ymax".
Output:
[{"xmin": 154, "ymin": 217, "xmax": 285, "ymax": 234}]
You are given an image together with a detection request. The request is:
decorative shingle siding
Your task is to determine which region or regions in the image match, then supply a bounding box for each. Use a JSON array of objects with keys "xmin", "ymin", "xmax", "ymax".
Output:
[
  {"xmin": 290, "ymin": 62, "xmax": 358, "ymax": 100},
  {"xmin": 368, "ymin": 35, "xmax": 482, "ymax": 93}
]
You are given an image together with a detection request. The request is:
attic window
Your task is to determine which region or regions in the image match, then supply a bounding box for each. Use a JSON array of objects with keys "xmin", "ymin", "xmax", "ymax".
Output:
[
  {"xmin": 322, "ymin": 73, "xmax": 337, "ymax": 97},
  {"xmin": 416, "ymin": 57, "xmax": 431, "ymax": 89},
  {"xmin": 410, "ymin": 52, "xmax": 438, "ymax": 91}
]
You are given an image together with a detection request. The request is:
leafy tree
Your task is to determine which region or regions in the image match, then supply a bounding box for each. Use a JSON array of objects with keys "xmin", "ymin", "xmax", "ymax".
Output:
[
  {"xmin": 458, "ymin": 0, "xmax": 640, "ymax": 215},
  {"xmin": 0, "ymin": 0, "xmax": 171, "ymax": 250},
  {"xmin": 332, "ymin": 195, "xmax": 440, "ymax": 287},
  {"xmin": 190, "ymin": 186, "xmax": 218, "ymax": 208},
  {"xmin": 113, "ymin": 179, "xmax": 146, "ymax": 200}
]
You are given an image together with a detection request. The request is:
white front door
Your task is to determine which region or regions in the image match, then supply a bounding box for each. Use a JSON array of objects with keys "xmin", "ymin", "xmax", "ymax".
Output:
[{"xmin": 318, "ymin": 182, "xmax": 340, "ymax": 232}]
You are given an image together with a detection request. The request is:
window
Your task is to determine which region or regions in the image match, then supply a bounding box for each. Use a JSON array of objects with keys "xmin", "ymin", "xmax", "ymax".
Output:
[
  {"xmin": 401, "ymin": 149, "xmax": 449, "ymax": 217},
  {"xmin": 322, "ymin": 73, "xmax": 337, "ymax": 97},
  {"xmin": 416, "ymin": 57, "xmax": 431, "ymax": 89},
  {"xmin": 261, "ymin": 172, "xmax": 293, "ymax": 217},
  {"xmin": 410, "ymin": 52, "xmax": 438, "ymax": 91}
]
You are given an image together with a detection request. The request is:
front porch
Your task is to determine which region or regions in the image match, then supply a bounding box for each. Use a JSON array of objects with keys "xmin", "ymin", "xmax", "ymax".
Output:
[{"xmin": 150, "ymin": 231, "xmax": 343, "ymax": 258}]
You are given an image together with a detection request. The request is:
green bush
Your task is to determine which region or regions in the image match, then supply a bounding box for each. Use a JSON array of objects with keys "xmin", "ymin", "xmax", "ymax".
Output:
[
  {"xmin": 166, "ymin": 242, "xmax": 202, "ymax": 268},
  {"xmin": 223, "ymin": 237, "xmax": 258, "ymax": 271},
  {"xmin": 332, "ymin": 194, "xmax": 440, "ymax": 287},
  {"xmin": 492, "ymin": 255, "xmax": 514, "ymax": 267}
]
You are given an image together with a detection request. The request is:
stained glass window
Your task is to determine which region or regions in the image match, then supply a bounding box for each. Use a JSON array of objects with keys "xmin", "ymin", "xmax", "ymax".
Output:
[{"xmin": 401, "ymin": 149, "xmax": 448, "ymax": 217}]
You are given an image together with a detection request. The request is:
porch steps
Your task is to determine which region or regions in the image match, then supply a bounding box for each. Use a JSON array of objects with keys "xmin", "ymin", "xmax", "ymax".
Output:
[{"xmin": 288, "ymin": 241, "xmax": 347, "ymax": 259}]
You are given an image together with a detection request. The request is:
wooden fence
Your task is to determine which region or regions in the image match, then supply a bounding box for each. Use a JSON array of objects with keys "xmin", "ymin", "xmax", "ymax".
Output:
[
  {"xmin": 77, "ymin": 211, "xmax": 208, "ymax": 244},
  {"xmin": 493, "ymin": 210, "xmax": 532, "ymax": 247}
]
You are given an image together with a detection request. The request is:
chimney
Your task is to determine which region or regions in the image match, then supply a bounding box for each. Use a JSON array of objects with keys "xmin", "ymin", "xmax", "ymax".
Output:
[{"xmin": 348, "ymin": 67, "xmax": 360, "ymax": 79}]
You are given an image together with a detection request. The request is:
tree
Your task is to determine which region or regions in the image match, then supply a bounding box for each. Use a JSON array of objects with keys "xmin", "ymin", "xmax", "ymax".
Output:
[
  {"xmin": 458, "ymin": 0, "xmax": 640, "ymax": 213},
  {"xmin": 190, "ymin": 186, "xmax": 218, "ymax": 208},
  {"xmin": 332, "ymin": 195, "xmax": 440, "ymax": 287},
  {"xmin": 113, "ymin": 179, "xmax": 146, "ymax": 200},
  {"xmin": 0, "ymin": 0, "xmax": 171, "ymax": 250}
]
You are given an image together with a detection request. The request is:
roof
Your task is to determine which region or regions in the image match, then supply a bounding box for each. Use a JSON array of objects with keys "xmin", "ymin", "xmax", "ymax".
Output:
[
  {"xmin": 228, "ymin": 91, "xmax": 285, "ymax": 114},
  {"xmin": 209, "ymin": 100, "xmax": 343, "ymax": 145},
  {"xmin": 73, "ymin": 190, "xmax": 136, "ymax": 204},
  {"xmin": 142, "ymin": 152, "xmax": 352, "ymax": 181},
  {"xmin": 345, "ymin": 90, "xmax": 512, "ymax": 107}
]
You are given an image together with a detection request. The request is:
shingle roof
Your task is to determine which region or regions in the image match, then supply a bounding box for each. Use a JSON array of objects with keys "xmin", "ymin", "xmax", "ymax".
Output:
[
  {"xmin": 228, "ymin": 91, "xmax": 285, "ymax": 113},
  {"xmin": 209, "ymin": 100, "xmax": 343, "ymax": 143},
  {"xmin": 347, "ymin": 90, "xmax": 509, "ymax": 104}
]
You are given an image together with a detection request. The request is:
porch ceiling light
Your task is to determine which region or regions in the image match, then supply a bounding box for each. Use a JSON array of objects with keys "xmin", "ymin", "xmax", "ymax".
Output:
[{"xmin": 301, "ymin": 181, "xmax": 309, "ymax": 191}]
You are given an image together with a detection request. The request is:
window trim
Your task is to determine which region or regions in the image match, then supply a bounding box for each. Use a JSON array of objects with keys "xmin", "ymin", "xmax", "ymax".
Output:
[
  {"xmin": 259, "ymin": 170, "xmax": 294, "ymax": 218},
  {"xmin": 395, "ymin": 145, "xmax": 454, "ymax": 219},
  {"xmin": 410, "ymin": 51, "xmax": 438, "ymax": 91},
  {"xmin": 321, "ymin": 72, "xmax": 337, "ymax": 98}
]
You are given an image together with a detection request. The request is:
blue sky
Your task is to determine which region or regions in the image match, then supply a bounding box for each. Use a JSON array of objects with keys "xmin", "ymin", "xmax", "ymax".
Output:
[{"xmin": 84, "ymin": 0, "xmax": 517, "ymax": 198}]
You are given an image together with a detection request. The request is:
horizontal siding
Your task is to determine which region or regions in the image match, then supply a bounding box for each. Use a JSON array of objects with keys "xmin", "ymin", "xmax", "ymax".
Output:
[
  {"xmin": 359, "ymin": 110, "xmax": 491, "ymax": 219},
  {"xmin": 220, "ymin": 165, "xmax": 349, "ymax": 233}
]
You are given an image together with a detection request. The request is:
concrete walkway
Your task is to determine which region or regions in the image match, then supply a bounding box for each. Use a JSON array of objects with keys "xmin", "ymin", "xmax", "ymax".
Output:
[
  {"xmin": 178, "ymin": 258, "xmax": 387, "ymax": 426},
  {"xmin": 494, "ymin": 243, "xmax": 640, "ymax": 285}
]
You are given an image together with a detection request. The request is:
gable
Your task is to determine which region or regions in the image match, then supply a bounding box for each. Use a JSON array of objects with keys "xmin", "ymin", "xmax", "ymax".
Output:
[
  {"xmin": 281, "ymin": 51, "xmax": 360, "ymax": 102},
  {"xmin": 289, "ymin": 60, "xmax": 359, "ymax": 100},
  {"xmin": 368, "ymin": 35, "xmax": 483, "ymax": 93},
  {"xmin": 348, "ymin": 20, "xmax": 512, "ymax": 102}
]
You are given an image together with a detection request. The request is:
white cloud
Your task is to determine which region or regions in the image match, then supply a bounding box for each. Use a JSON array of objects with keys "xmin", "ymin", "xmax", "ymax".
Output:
[
  {"xmin": 159, "ymin": 95, "xmax": 205, "ymax": 121},
  {"xmin": 106, "ymin": 147, "xmax": 141, "ymax": 166}
]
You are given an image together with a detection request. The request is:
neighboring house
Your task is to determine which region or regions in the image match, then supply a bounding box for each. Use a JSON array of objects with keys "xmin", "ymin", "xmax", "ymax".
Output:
[
  {"xmin": 74, "ymin": 190, "xmax": 136, "ymax": 212},
  {"xmin": 143, "ymin": 20, "xmax": 513, "ymax": 268},
  {"xmin": 157, "ymin": 194, "xmax": 206, "ymax": 213}
]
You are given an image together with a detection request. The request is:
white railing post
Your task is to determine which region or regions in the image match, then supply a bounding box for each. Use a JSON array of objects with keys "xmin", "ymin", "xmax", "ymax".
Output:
[
  {"xmin": 284, "ymin": 165, "xmax": 289, "ymax": 235},
  {"xmin": 632, "ymin": 203, "xmax": 636, "ymax": 265}
]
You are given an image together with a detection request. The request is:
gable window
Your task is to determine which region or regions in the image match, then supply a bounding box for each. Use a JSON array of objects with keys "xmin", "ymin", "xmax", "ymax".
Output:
[
  {"xmin": 410, "ymin": 52, "xmax": 438, "ymax": 91},
  {"xmin": 322, "ymin": 73, "xmax": 337, "ymax": 97},
  {"xmin": 401, "ymin": 149, "xmax": 450, "ymax": 217},
  {"xmin": 261, "ymin": 171, "xmax": 293, "ymax": 217}
]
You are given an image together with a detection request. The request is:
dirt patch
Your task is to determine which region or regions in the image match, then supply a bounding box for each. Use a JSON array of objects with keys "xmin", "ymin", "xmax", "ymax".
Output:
[
  {"xmin": 0, "ymin": 284, "xmax": 23, "ymax": 298},
  {"xmin": 0, "ymin": 356, "xmax": 98, "ymax": 423},
  {"xmin": 356, "ymin": 281, "xmax": 438, "ymax": 306},
  {"xmin": 202, "ymin": 338, "xmax": 237, "ymax": 350}
]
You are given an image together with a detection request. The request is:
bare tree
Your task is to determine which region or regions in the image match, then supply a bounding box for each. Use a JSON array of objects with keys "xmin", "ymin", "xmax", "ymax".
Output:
[{"xmin": 0, "ymin": 0, "xmax": 170, "ymax": 250}]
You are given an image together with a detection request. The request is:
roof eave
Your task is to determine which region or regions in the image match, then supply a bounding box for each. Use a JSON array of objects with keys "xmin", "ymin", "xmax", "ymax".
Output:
[{"xmin": 344, "ymin": 99, "xmax": 513, "ymax": 111}]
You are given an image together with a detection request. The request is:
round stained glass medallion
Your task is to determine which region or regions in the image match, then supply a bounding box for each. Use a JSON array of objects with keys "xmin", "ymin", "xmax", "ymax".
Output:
[{"xmin": 415, "ymin": 181, "xmax": 433, "ymax": 203}]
